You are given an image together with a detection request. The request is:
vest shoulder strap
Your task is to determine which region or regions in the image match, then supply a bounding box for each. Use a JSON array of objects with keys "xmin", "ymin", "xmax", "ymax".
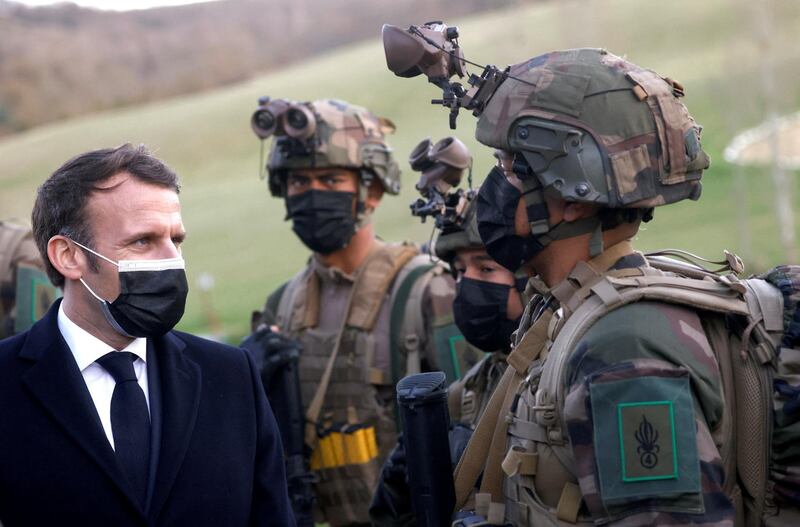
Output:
[
  {"xmin": 346, "ymin": 242, "xmax": 419, "ymax": 330},
  {"xmin": 274, "ymin": 265, "xmax": 315, "ymax": 332}
]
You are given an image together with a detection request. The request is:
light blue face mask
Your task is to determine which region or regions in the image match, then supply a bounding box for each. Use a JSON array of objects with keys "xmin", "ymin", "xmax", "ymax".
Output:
[{"xmin": 71, "ymin": 239, "xmax": 188, "ymax": 338}]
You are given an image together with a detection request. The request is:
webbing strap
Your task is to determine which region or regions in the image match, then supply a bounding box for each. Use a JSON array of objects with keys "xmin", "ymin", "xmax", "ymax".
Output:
[
  {"xmin": 501, "ymin": 446, "xmax": 539, "ymax": 477},
  {"xmin": 586, "ymin": 240, "xmax": 635, "ymax": 274},
  {"xmin": 452, "ymin": 367, "xmax": 515, "ymax": 510},
  {"xmin": 347, "ymin": 243, "xmax": 419, "ymax": 330},
  {"xmin": 452, "ymin": 310, "xmax": 553, "ymax": 513},
  {"xmin": 556, "ymin": 482, "xmax": 582, "ymax": 523},
  {"xmin": 478, "ymin": 374, "xmax": 524, "ymax": 503}
]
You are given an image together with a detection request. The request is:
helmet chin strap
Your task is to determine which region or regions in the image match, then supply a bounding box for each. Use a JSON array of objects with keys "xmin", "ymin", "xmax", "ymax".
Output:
[
  {"xmin": 521, "ymin": 176, "xmax": 604, "ymax": 258},
  {"xmin": 354, "ymin": 171, "xmax": 375, "ymax": 230}
]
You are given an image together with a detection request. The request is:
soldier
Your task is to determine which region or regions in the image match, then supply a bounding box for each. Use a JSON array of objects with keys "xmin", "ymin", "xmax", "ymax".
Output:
[
  {"xmin": 370, "ymin": 178, "xmax": 527, "ymax": 527},
  {"xmin": 383, "ymin": 23, "xmax": 800, "ymax": 525},
  {"xmin": 0, "ymin": 220, "xmax": 58, "ymax": 339},
  {"xmin": 448, "ymin": 49, "xmax": 738, "ymax": 525},
  {"xmin": 247, "ymin": 98, "xmax": 477, "ymax": 526}
]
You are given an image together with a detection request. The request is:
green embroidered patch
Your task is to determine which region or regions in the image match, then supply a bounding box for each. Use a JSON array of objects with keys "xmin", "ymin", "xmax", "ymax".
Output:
[
  {"xmin": 617, "ymin": 401, "xmax": 677, "ymax": 482},
  {"xmin": 589, "ymin": 374, "xmax": 700, "ymax": 506},
  {"xmin": 433, "ymin": 323, "xmax": 466, "ymax": 382}
]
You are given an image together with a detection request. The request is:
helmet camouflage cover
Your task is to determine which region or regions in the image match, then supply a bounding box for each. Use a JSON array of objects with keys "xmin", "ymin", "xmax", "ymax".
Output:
[
  {"xmin": 475, "ymin": 48, "xmax": 710, "ymax": 209},
  {"xmin": 266, "ymin": 99, "xmax": 402, "ymax": 197}
]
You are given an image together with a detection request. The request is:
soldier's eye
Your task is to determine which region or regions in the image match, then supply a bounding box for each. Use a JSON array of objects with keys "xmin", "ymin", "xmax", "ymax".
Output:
[{"xmin": 288, "ymin": 176, "xmax": 309, "ymax": 187}]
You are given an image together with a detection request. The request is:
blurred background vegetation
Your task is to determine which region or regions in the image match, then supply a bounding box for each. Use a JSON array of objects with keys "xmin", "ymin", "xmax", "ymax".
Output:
[{"xmin": 1, "ymin": 0, "xmax": 798, "ymax": 341}]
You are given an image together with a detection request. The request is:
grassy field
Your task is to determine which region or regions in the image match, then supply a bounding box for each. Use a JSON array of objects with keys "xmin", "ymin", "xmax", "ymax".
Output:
[{"xmin": 1, "ymin": 0, "xmax": 799, "ymax": 340}]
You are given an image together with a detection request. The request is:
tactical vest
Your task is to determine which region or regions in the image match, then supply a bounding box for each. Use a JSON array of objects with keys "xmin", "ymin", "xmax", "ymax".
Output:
[
  {"xmin": 453, "ymin": 241, "xmax": 800, "ymax": 527},
  {"xmin": 448, "ymin": 352, "xmax": 508, "ymax": 429},
  {"xmin": 267, "ymin": 241, "xmax": 467, "ymax": 525}
]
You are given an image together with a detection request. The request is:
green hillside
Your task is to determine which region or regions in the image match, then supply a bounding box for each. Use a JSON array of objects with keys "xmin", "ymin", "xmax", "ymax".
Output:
[{"xmin": 1, "ymin": 0, "xmax": 799, "ymax": 340}]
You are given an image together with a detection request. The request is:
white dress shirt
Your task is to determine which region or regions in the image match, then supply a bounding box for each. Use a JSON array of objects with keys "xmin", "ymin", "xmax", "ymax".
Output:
[{"xmin": 57, "ymin": 303, "xmax": 150, "ymax": 450}]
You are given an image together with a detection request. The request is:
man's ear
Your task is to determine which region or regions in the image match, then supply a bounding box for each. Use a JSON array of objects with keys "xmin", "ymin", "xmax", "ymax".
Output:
[
  {"xmin": 47, "ymin": 235, "xmax": 85, "ymax": 281},
  {"xmin": 364, "ymin": 181, "xmax": 384, "ymax": 212},
  {"xmin": 563, "ymin": 201, "xmax": 599, "ymax": 222}
]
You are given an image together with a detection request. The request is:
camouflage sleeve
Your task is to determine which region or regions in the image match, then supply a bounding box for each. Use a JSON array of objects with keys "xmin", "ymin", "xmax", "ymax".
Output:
[{"xmin": 562, "ymin": 301, "xmax": 734, "ymax": 525}]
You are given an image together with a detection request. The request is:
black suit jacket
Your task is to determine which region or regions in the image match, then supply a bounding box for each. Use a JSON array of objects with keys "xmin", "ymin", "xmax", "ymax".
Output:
[{"xmin": 0, "ymin": 300, "xmax": 295, "ymax": 526}]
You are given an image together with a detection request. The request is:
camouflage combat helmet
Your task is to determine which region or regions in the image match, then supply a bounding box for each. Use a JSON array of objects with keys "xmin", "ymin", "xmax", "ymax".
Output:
[
  {"xmin": 252, "ymin": 98, "xmax": 402, "ymax": 198},
  {"xmin": 475, "ymin": 48, "xmax": 709, "ymax": 211}
]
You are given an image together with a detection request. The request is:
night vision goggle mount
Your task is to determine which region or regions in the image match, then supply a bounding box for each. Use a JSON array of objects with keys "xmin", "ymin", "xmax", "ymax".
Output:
[
  {"xmin": 408, "ymin": 136, "xmax": 474, "ymax": 231},
  {"xmin": 382, "ymin": 21, "xmax": 509, "ymax": 129}
]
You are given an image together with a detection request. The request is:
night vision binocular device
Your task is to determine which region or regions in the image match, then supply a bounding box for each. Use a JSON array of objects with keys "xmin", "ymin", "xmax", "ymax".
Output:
[
  {"xmin": 409, "ymin": 136, "xmax": 471, "ymax": 197},
  {"xmin": 408, "ymin": 135, "xmax": 473, "ymax": 229},
  {"xmin": 382, "ymin": 21, "xmax": 508, "ymax": 129},
  {"xmin": 251, "ymin": 97, "xmax": 317, "ymax": 140}
]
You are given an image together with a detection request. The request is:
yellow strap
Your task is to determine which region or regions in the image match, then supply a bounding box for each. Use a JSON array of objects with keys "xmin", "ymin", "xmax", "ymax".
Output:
[
  {"xmin": 556, "ymin": 482, "xmax": 582, "ymax": 523},
  {"xmin": 367, "ymin": 367, "xmax": 389, "ymax": 385}
]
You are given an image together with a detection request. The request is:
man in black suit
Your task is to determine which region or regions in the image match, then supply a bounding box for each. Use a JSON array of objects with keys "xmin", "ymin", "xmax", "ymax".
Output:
[{"xmin": 0, "ymin": 144, "xmax": 295, "ymax": 526}]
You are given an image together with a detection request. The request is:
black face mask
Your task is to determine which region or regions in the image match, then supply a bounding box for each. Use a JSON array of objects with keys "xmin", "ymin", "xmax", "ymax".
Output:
[
  {"xmin": 73, "ymin": 240, "xmax": 188, "ymax": 339},
  {"xmin": 285, "ymin": 189, "xmax": 357, "ymax": 254},
  {"xmin": 476, "ymin": 167, "xmax": 545, "ymax": 272},
  {"xmin": 453, "ymin": 278, "xmax": 521, "ymax": 352}
]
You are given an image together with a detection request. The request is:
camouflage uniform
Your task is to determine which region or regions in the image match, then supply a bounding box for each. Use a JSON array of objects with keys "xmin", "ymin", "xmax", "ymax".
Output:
[
  {"xmin": 249, "ymin": 99, "xmax": 477, "ymax": 526},
  {"xmin": 443, "ymin": 49, "xmax": 745, "ymax": 526},
  {"xmin": 494, "ymin": 246, "xmax": 734, "ymax": 526},
  {"xmin": 370, "ymin": 150, "xmax": 523, "ymax": 527}
]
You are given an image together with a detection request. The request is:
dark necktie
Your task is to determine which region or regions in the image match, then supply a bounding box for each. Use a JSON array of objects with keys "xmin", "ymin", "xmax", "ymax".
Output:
[{"xmin": 96, "ymin": 351, "xmax": 150, "ymax": 508}]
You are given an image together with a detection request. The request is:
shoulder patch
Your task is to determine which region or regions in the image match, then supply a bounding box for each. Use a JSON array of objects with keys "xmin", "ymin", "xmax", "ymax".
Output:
[{"xmin": 589, "ymin": 374, "xmax": 700, "ymax": 507}]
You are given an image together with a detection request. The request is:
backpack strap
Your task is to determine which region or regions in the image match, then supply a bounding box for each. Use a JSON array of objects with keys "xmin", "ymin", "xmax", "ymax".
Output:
[
  {"xmin": 452, "ymin": 309, "xmax": 554, "ymax": 520},
  {"xmin": 387, "ymin": 254, "xmax": 436, "ymax": 385},
  {"xmin": 542, "ymin": 272, "xmax": 750, "ymax": 443}
]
